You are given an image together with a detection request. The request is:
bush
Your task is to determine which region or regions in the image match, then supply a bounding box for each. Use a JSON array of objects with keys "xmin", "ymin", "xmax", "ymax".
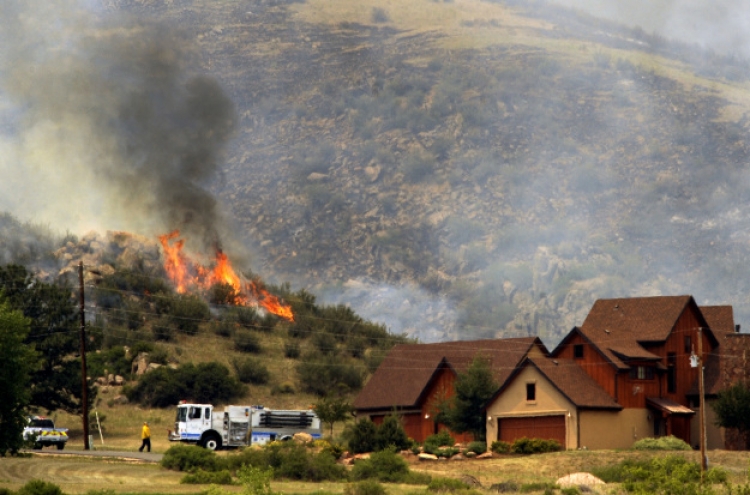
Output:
[
  {"xmin": 464, "ymin": 441, "xmax": 486, "ymax": 455},
  {"xmin": 233, "ymin": 357, "xmax": 270, "ymax": 385},
  {"xmin": 234, "ymin": 329, "xmax": 262, "ymax": 353},
  {"xmin": 423, "ymin": 431, "xmax": 454, "ymax": 454},
  {"xmin": 127, "ymin": 362, "xmax": 245, "ymax": 407},
  {"xmin": 169, "ymin": 294, "xmax": 211, "ymax": 335},
  {"xmin": 161, "ymin": 445, "xmax": 222, "ymax": 472},
  {"xmin": 17, "ymin": 480, "xmax": 63, "ymax": 495},
  {"xmin": 345, "ymin": 418, "xmax": 378, "ymax": 454},
  {"xmin": 375, "ymin": 415, "xmax": 411, "ymax": 451},
  {"xmin": 345, "ymin": 480, "xmax": 386, "ymax": 495},
  {"xmin": 510, "ymin": 437, "xmax": 561, "ymax": 454},
  {"xmin": 490, "ymin": 440, "xmax": 510, "ymax": 454},
  {"xmin": 631, "ymin": 435, "xmax": 691, "ymax": 450},
  {"xmin": 284, "ymin": 341, "xmax": 301, "ymax": 358},
  {"xmin": 296, "ymin": 352, "xmax": 364, "ymax": 396},
  {"xmin": 181, "ymin": 469, "xmax": 234, "ymax": 484},
  {"xmin": 591, "ymin": 454, "xmax": 727, "ymax": 491},
  {"xmin": 271, "ymin": 381, "xmax": 296, "ymax": 395},
  {"xmin": 428, "ymin": 478, "xmax": 470, "ymax": 492},
  {"xmin": 351, "ymin": 449, "xmax": 411, "ymax": 483},
  {"xmin": 238, "ymin": 465, "xmax": 274, "ymax": 495}
]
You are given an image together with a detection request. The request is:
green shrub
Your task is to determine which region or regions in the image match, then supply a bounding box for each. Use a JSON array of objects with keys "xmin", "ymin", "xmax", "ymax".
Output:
[
  {"xmin": 345, "ymin": 480, "xmax": 386, "ymax": 495},
  {"xmin": 344, "ymin": 418, "xmax": 378, "ymax": 454},
  {"xmin": 464, "ymin": 441, "xmax": 486, "ymax": 455},
  {"xmin": 233, "ymin": 357, "xmax": 270, "ymax": 385},
  {"xmin": 284, "ymin": 341, "xmax": 301, "ymax": 358},
  {"xmin": 488, "ymin": 481, "xmax": 518, "ymax": 493},
  {"xmin": 510, "ymin": 438, "xmax": 561, "ymax": 454},
  {"xmin": 631, "ymin": 435, "xmax": 691, "ymax": 450},
  {"xmin": 519, "ymin": 482, "xmax": 557, "ymax": 493},
  {"xmin": 560, "ymin": 487, "xmax": 580, "ymax": 495},
  {"xmin": 17, "ymin": 480, "xmax": 63, "ymax": 495},
  {"xmin": 423, "ymin": 431, "xmax": 454, "ymax": 455},
  {"xmin": 161, "ymin": 445, "xmax": 222, "ymax": 472},
  {"xmin": 238, "ymin": 465, "xmax": 274, "ymax": 495},
  {"xmin": 271, "ymin": 381, "xmax": 295, "ymax": 395},
  {"xmin": 490, "ymin": 441, "xmax": 510, "ymax": 454},
  {"xmin": 169, "ymin": 294, "xmax": 211, "ymax": 335},
  {"xmin": 234, "ymin": 328, "xmax": 262, "ymax": 353},
  {"xmin": 242, "ymin": 442, "xmax": 347, "ymax": 482},
  {"xmin": 351, "ymin": 449, "xmax": 411, "ymax": 483},
  {"xmin": 181, "ymin": 469, "xmax": 234, "ymax": 484},
  {"xmin": 126, "ymin": 362, "xmax": 245, "ymax": 407},
  {"xmin": 591, "ymin": 454, "xmax": 727, "ymax": 492},
  {"xmin": 428, "ymin": 477, "xmax": 470, "ymax": 492},
  {"xmin": 375, "ymin": 415, "xmax": 411, "ymax": 451},
  {"xmin": 296, "ymin": 352, "xmax": 364, "ymax": 396}
]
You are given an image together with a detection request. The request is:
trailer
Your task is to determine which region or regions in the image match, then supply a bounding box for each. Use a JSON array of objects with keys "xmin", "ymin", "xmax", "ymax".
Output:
[{"xmin": 168, "ymin": 403, "xmax": 322, "ymax": 450}]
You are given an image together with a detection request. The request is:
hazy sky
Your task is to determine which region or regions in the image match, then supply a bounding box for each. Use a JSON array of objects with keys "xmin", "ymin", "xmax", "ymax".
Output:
[{"xmin": 551, "ymin": 0, "xmax": 750, "ymax": 57}]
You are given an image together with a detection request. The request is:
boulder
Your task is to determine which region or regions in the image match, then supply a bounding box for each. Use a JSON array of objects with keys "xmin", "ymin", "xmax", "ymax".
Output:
[{"xmin": 293, "ymin": 432, "xmax": 314, "ymax": 444}]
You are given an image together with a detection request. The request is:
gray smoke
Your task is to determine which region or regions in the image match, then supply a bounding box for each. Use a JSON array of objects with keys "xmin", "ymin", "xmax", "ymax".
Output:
[
  {"xmin": 550, "ymin": 0, "xmax": 750, "ymax": 57},
  {"xmin": 0, "ymin": 0, "xmax": 235, "ymax": 251}
]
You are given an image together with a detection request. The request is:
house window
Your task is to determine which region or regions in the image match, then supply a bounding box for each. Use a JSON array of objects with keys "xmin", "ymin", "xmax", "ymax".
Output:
[
  {"xmin": 526, "ymin": 383, "xmax": 536, "ymax": 401},
  {"xmin": 684, "ymin": 335, "xmax": 692, "ymax": 353},
  {"xmin": 667, "ymin": 353, "xmax": 676, "ymax": 394},
  {"xmin": 573, "ymin": 344, "xmax": 584, "ymax": 359},
  {"xmin": 629, "ymin": 366, "xmax": 654, "ymax": 380}
]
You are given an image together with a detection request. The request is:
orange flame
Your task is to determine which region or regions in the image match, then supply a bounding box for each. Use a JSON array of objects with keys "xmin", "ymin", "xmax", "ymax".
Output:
[{"xmin": 158, "ymin": 230, "xmax": 294, "ymax": 321}]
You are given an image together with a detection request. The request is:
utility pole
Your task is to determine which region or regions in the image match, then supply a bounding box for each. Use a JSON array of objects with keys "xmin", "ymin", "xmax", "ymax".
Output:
[
  {"xmin": 691, "ymin": 327, "xmax": 707, "ymax": 479},
  {"xmin": 78, "ymin": 262, "xmax": 90, "ymax": 451}
]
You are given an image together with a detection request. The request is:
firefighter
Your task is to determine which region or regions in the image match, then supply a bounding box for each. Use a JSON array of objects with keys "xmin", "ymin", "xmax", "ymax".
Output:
[{"xmin": 139, "ymin": 422, "xmax": 151, "ymax": 452}]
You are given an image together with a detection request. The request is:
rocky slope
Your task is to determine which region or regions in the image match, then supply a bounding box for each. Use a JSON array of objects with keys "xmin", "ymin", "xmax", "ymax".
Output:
[{"xmin": 17, "ymin": 0, "xmax": 750, "ymax": 345}]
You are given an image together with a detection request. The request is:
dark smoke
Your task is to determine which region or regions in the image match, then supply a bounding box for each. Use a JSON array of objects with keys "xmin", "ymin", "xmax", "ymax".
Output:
[{"xmin": 0, "ymin": 0, "xmax": 235, "ymax": 251}]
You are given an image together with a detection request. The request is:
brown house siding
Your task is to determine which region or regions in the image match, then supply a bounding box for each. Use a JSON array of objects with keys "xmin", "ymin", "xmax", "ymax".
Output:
[
  {"xmin": 556, "ymin": 333, "xmax": 617, "ymax": 397},
  {"xmin": 721, "ymin": 333, "xmax": 750, "ymax": 449}
]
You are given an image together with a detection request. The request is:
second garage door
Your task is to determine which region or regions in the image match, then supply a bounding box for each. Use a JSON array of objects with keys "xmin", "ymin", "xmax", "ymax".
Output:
[{"xmin": 498, "ymin": 415, "xmax": 566, "ymax": 446}]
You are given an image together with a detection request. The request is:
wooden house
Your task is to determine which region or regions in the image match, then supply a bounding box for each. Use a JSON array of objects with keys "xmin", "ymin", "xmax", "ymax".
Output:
[{"xmin": 353, "ymin": 337, "xmax": 549, "ymax": 442}]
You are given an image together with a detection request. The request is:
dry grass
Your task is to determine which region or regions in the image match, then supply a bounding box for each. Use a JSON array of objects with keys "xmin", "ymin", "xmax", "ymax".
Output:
[{"xmin": 2, "ymin": 449, "xmax": 750, "ymax": 495}]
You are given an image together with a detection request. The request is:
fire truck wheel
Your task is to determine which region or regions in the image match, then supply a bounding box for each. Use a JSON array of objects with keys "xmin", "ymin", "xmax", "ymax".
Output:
[
  {"xmin": 56, "ymin": 443, "xmax": 65, "ymax": 450},
  {"xmin": 33, "ymin": 443, "xmax": 43, "ymax": 450},
  {"xmin": 201, "ymin": 433, "xmax": 222, "ymax": 451}
]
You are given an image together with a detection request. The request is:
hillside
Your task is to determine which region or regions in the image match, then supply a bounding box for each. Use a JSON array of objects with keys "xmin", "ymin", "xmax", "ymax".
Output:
[{"xmin": 4, "ymin": 0, "xmax": 750, "ymax": 346}]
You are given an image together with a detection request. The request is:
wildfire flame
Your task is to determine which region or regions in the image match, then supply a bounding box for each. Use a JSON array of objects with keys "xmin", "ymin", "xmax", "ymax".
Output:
[{"xmin": 158, "ymin": 230, "xmax": 294, "ymax": 322}]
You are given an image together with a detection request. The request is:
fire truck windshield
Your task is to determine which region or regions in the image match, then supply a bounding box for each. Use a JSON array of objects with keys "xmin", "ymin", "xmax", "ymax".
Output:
[{"xmin": 176, "ymin": 407, "xmax": 188, "ymax": 422}]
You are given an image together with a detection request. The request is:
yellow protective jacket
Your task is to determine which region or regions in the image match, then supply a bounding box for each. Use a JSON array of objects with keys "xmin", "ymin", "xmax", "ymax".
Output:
[{"xmin": 142, "ymin": 424, "xmax": 151, "ymax": 440}]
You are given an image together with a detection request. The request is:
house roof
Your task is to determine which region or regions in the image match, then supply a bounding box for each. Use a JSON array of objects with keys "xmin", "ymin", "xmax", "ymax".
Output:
[
  {"xmin": 684, "ymin": 306, "xmax": 735, "ymax": 397},
  {"xmin": 647, "ymin": 397, "xmax": 695, "ymax": 415},
  {"xmin": 569, "ymin": 295, "xmax": 714, "ymax": 370},
  {"xmin": 353, "ymin": 337, "xmax": 546, "ymax": 411},
  {"xmin": 491, "ymin": 357, "xmax": 621, "ymax": 410},
  {"xmin": 701, "ymin": 305, "xmax": 735, "ymax": 336}
]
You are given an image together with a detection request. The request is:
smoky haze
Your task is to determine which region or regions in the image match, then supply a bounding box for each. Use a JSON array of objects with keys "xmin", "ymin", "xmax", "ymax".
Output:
[
  {"xmin": 550, "ymin": 0, "xmax": 750, "ymax": 57},
  {"xmin": 0, "ymin": 0, "xmax": 236, "ymax": 252}
]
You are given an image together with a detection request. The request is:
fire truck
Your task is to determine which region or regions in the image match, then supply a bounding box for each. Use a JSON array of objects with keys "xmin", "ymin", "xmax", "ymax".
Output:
[{"xmin": 168, "ymin": 403, "xmax": 322, "ymax": 450}]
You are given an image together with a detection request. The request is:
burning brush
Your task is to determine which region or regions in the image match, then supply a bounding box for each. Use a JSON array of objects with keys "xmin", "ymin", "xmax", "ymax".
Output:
[{"xmin": 158, "ymin": 230, "xmax": 294, "ymax": 322}]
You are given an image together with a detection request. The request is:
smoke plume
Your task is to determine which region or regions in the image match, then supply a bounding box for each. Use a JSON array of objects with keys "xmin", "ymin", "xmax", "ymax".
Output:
[{"xmin": 0, "ymin": 0, "xmax": 235, "ymax": 252}]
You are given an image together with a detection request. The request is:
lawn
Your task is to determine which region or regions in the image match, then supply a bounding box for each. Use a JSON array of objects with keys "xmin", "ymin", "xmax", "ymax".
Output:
[{"xmin": 2, "ymin": 448, "xmax": 750, "ymax": 495}]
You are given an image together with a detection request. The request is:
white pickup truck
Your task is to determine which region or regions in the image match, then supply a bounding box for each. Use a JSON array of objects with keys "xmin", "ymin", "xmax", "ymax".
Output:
[{"xmin": 23, "ymin": 417, "xmax": 68, "ymax": 450}]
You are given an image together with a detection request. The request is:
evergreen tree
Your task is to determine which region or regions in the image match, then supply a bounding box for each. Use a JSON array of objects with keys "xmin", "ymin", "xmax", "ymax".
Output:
[
  {"xmin": 0, "ymin": 264, "xmax": 95, "ymax": 415},
  {"xmin": 712, "ymin": 380, "xmax": 750, "ymax": 448},
  {"xmin": 437, "ymin": 357, "xmax": 497, "ymax": 441},
  {"xmin": 0, "ymin": 299, "xmax": 38, "ymax": 455}
]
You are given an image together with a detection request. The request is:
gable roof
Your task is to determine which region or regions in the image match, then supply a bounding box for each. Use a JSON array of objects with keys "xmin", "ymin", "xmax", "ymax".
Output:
[
  {"xmin": 487, "ymin": 356, "xmax": 621, "ymax": 410},
  {"xmin": 689, "ymin": 305, "xmax": 735, "ymax": 397},
  {"xmin": 571, "ymin": 295, "xmax": 713, "ymax": 370},
  {"xmin": 354, "ymin": 337, "xmax": 546, "ymax": 411},
  {"xmin": 700, "ymin": 305, "xmax": 735, "ymax": 336}
]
